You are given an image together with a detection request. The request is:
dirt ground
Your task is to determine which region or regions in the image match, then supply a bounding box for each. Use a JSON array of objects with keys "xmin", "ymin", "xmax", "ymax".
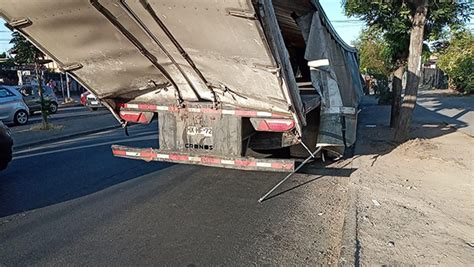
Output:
[{"xmin": 341, "ymin": 93, "xmax": 473, "ymax": 265}]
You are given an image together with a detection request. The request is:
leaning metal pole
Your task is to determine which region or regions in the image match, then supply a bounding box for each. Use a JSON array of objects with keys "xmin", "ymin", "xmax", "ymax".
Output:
[{"xmin": 258, "ymin": 145, "xmax": 322, "ymax": 203}]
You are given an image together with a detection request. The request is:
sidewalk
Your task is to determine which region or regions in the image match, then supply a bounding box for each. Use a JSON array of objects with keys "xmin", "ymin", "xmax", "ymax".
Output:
[
  {"xmin": 12, "ymin": 113, "xmax": 121, "ymax": 150},
  {"xmin": 56, "ymin": 95, "xmax": 82, "ymax": 107},
  {"xmin": 341, "ymin": 94, "xmax": 474, "ymax": 265}
]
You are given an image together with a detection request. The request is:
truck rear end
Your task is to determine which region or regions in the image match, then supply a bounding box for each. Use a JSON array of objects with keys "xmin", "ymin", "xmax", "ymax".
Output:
[{"xmin": 1, "ymin": 0, "xmax": 363, "ymax": 171}]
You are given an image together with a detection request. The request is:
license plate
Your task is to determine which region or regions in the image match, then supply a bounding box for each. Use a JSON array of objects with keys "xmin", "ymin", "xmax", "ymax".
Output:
[
  {"xmin": 187, "ymin": 126, "xmax": 213, "ymax": 137},
  {"xmin": 91, "ymin": 101, "xmax": 98, "ymax": 105}
]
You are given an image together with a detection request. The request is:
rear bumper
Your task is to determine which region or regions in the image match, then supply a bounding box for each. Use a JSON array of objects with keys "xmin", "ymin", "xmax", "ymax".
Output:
[
  {"xmin": 86, "ymin": 99, "xmax": 102, "ymax": 108},
  {"xmin": 112, "ymin": 145, "xmax": 295, "ymax": 172}
]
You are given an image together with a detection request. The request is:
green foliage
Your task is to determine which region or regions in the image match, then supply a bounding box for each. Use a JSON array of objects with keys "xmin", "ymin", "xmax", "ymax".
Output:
[
  {"xmin": 353, "ymin": 29, "xmax": 393, "ymax": 104},
  {"xmin": 343, "ymin": 0, "xmax": 472, "ymax": 64},
  {"xmin": 437, "ymin": 31, "xmax": 473, "ymax": 94},
  {"xmin": 353, "ymin": 28, "xmax": 392, "ymax": 77},
  {"xmin": 0, "ymin": 52, "xmax": 15, "ymax": 69},
  {"xmin": 9, "ymin": 31, "xmax": 42, "ymax": 65}
]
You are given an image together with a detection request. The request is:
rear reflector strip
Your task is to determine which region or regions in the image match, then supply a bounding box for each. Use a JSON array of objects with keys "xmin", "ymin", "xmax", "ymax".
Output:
[
  {"xmin": 112, "ymin": 145, "xmax": 294, "ymax": 172},
  {"xmin": 118, "ymin": 103, "xmax": 290, "ymax": 119}
]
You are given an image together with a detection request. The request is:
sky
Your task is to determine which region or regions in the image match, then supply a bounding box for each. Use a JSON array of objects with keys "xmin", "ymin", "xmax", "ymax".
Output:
[
  {"xmin": 319, "ymin": 0, "xmax": 365, "ymax": 45},
  {"xmin": 0, "ymin": 21, "xmax": 10, "ymax": 54},
  {"xmin": 0, "ymin": 1, "xmax": 364, "ymax": 54}
]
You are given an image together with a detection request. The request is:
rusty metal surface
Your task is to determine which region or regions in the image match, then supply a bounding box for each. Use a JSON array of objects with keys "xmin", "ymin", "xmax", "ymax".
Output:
[
  {"xmin": 0, "ymin": 0, "xmax": 304, "ymax": 117},
  {"xmin": 158, "ymin": 112, "xmax": 244, "ymax": 157}
]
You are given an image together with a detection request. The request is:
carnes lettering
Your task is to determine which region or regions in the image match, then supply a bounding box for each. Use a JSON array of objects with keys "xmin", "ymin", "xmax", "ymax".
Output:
[{"xmin": 185, "ymin": 144, "xmax": 214, "ymax": 151}]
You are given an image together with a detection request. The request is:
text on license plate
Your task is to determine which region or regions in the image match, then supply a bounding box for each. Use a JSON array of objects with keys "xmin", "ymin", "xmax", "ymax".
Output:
[{"xmin": 187, "ymin": 126, "xmax": 212, "ymax": 137}]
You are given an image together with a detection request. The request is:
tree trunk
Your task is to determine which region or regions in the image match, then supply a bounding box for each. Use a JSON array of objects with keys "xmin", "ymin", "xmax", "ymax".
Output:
[
  {"xmin": 394, "ymin": 0, "xmax": 428, "ymax": 142},
  {"xmin": 34, "ymin": 58, "xmax": 48, "ymax": 129},
  {"xmin": 390, "ymin": 65, "xmax": 404, "ymax": 128}
]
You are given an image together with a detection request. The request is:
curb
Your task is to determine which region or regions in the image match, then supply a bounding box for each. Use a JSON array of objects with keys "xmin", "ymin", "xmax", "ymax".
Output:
[
  {"xmin": 28, "ymin": 111, "xmax": 110, "ymax": 125},
  {"xmin": 13, "ymin": 124, "xmax": 122, "ymax": 151},
  {"xmin": 59, "ymin": 103, "xmax": 82, "ymax": 108}
]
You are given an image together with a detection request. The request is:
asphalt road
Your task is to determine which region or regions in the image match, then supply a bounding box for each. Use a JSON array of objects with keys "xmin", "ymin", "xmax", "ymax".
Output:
[
  {"xmin": 0, "ymin": 123, "xmax": 352, "ymax": 265},
  {"xmin": 415, "ymin": 93, "xmax": 474, "ymax": 137},
  {"xmin": 29, "ymin": 106, "xmax": 109, "ymax": 123},
  {"xmin": 9, "ymin": 105, "xmax": 109, "ymax": 130}
]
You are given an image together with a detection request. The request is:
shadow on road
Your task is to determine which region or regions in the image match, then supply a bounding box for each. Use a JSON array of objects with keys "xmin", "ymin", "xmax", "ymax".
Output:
[
  {"xmin": 262, "ymin": 160, "xmax": 357, "ymax": 202},
  {"xmin": 0, "ymin": 133, "xmax": 171, "ymax": 218},
  {"xmin": 354, "ymin": 93, "xmax": 471, "ymax": 157}
]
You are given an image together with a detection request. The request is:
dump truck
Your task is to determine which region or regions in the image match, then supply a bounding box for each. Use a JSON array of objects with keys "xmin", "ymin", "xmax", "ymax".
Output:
[{"xmin": 1, "ymin": 0, "xmax": 363, "ymax": 172}]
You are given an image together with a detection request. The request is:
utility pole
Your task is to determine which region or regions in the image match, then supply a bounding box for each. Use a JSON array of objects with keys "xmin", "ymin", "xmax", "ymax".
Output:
[
  {"xmin": 60, "ymin": 72, "xmax": 65, "ymax": 99},
  {"xmin": 66, "ymin": 72, "xmax": 71, "ymax": 102}
]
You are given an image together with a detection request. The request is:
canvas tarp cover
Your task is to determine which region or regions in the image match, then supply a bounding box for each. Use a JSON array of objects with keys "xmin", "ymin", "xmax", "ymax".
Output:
[{"xmin": 296, "ymin": 3, "xmax": 363, "ymax": 150}]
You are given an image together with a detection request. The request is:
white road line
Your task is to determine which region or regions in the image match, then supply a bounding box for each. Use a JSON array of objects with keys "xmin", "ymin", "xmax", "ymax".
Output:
[
  {"xmin": 12, "ymin": 136, "xmax": 155, "ymax": 160},
  {"xmin": 13, "ymin": 128, "xmax": 155, "ymax": 154}
]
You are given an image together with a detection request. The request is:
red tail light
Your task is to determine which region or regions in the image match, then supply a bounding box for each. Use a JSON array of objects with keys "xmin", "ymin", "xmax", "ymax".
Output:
[
  {"xmin": 252, "ymin": 118, "xmax": 295, "ymax": 132},
  {"xmin": 119, "ymin": 111, "xmax": 153, "ymax": 124}
]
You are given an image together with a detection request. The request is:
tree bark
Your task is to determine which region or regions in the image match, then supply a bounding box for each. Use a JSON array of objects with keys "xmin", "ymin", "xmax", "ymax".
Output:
[
  {"xmin": 34, "ymin": 57, "xmax": 48, "ymax": 129},
  {"xmin": 394, "ymin": 0, "xmax": 428, "ymax": 142},
  {"xmin": 390, "ymin": 65, "xmax": 404, "ymax": 128}
]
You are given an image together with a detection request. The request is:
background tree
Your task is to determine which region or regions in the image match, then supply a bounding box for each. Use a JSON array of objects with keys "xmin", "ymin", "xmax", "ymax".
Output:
[
  {"xmin": 9, "ymin": 31, "xmax": 42, "ymax": 65},
  {"xmin": 352, "ymin": 28, "xmax": 392, "ymax": 78},
  {"xmin": 0, "ymin": 52, "xmax": 16, "ymax": 70},
  {"xmin": 9, "ymin": 31, "xmax": 50, "ymax": 128},
  {"xmin": 437, "ymin": 30, "xmax": 473, "ymax": 94},
  {"xmin": 344, "ymin": 0, "xmax": 472, "ymax": 142},
  {"xmin": 352, "ymin": 28, "xmax": 393, "ymax": 104}
]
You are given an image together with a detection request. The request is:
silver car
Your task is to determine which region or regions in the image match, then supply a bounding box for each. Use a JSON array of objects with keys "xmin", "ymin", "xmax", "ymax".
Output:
[
  {"xmin": 0, "ymin": 86, "xmax": 30, "ymax": 125},
  {"xmin": 19, "ymin": 84, "xmax": 59, "ymax": 114}
]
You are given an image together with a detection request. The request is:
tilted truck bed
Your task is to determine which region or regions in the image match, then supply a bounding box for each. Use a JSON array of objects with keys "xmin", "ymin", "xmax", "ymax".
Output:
[
  {"xmin": 0, "ymin": 0, "xmax": 307, "ymax": 129},
  {"xmin": 1, "ymin": 0, "xmax": 363, "ymax": 171}
]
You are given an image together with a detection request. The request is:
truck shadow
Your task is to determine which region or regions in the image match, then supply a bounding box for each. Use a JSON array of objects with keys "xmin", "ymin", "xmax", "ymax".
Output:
[{"xmin": 262, "ymin": 160, "xmax": 357, "ymax": 202}]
